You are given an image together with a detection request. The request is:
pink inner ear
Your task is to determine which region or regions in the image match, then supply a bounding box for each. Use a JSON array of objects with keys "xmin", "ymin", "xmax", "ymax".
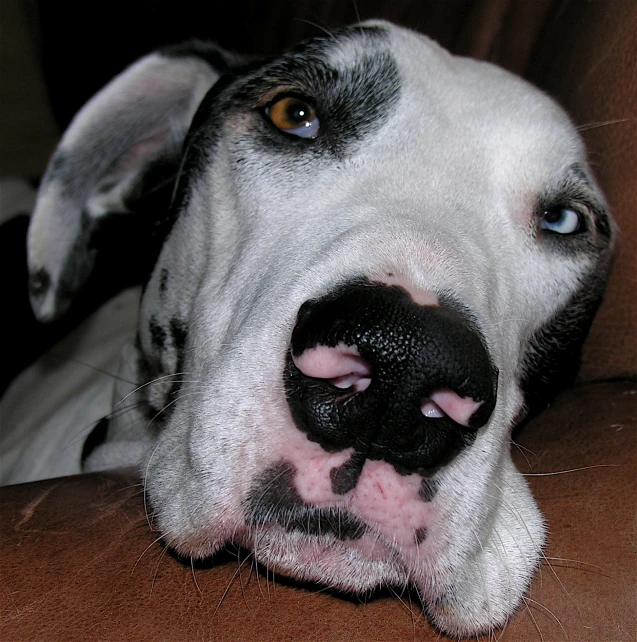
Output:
[
  {"xmin": 110, "ymin": 131, "xmax": 167, "ymax": 176},
  {"xmin": 293, "ymin": 343, "xmax": 372, "ymax": 391}
]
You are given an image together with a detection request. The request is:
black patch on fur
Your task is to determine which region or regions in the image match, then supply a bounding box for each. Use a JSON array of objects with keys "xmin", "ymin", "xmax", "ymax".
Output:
[
  {"xmin": 134, "ymin": 315, "xmax": 187, "ymax": 430},
  {"xmin": 31, "ymin": 210, "xmax": 97, "ymax": 319},
  {"xmin": 229, "ymin": 26, "xmax": 400, "ymax": 160},
  {"xmin": 145, "ymin": 402, "xmax": 165, "ymax": 425},
  {"xmin": 330, "ymin": 452, "xmax": 366, "ymax": 495},
  {"xmin": 159, "ymin": 268, "xmax": 169, "ymax": 295},
  {"xmin": 166, "ymin": 322, "xmax": 188, "ymax": 410},
  {"xmin": 415, "ymin": 527, "xmax": 428, "ymax": 544},
  {"xmin": 169, "ymin": 25, "xmax": 399, "ymax": 227},
  {"xmin": 246, "ymin": 462, "xmax": 367, "ymax": 540},
  {"xmin": 519, "ymin": 270, "xmax": 610, "ymax": 420},
  {"xmin": 28, "ymin": 268, "xmax": 51, "ymax": 299},
  {"xmin": 419, "ymin": 478, "xmax": 439, "ymax": 502},
  {"xmin": 569, "ymin": 164, "xmax": 591, "ymax": 187},
  {"xmin": 134, "ymin": 338, "xmax": 169, "ymax": 430},
  {"xmin": 169, "ymin": 318, "xmax": 188, "ymax": 353},
  {"xmin": 81, "ymin": 417, "xmax": 109, "ymax": 463},
  {"xmin": 149, "ymin": 316, "xmax": 167, "ymax": 350}
]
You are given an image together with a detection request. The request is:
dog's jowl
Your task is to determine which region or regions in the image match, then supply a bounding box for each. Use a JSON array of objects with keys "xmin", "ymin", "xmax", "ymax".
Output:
[{"xmin": 23, "ymin": 21, "xmax": 614, "ymax": 637}]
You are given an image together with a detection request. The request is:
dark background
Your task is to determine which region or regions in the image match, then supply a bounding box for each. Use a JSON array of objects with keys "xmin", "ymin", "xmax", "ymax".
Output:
[{"xmin": 36, "ymin": 0, "xmax": 479, "ymax": 130}]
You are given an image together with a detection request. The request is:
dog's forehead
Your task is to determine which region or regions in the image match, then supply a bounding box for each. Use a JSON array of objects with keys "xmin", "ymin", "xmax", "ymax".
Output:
[
  {"xmin": 225, "ymin": 20, "xmax": 586, "ymax": 190},
  {"xmin": 381, "ymin": 23, "xmax": 584, "ymax": 177}
]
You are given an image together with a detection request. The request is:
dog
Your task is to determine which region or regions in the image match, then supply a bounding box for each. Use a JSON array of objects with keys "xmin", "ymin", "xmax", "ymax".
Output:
[{"xmin": 11, "ymin": 20, "xmax": 616, "ymax": 637}]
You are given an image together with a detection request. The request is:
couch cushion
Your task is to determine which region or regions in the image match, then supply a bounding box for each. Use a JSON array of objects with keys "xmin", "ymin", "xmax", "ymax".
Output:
[{"xmin": 1, "ymin": 380, "xmax": 634, "ymax": 641}]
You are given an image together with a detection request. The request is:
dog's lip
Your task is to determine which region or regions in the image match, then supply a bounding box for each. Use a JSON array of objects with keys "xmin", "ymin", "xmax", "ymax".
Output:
[{"xmin": 242, "ymin": 520, "xmax": 402, "ymax": 564}]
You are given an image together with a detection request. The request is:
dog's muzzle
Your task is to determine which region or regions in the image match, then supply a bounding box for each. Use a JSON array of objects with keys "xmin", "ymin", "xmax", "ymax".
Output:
[{"xmin": 285, "ymin": 282, "xmax": 498, "ymax": 480}]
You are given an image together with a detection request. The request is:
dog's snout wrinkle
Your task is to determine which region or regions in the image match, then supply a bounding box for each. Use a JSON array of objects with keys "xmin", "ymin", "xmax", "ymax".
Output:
[{"xmin": 285, "ymin": 281, "xmax": 498, "ymax": 474}]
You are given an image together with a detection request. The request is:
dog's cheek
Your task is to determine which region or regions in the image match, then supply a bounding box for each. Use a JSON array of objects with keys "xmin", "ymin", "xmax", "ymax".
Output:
[
  {"xmin": 144, "ymin": 420, "xmax": 250, "ymax": 558},
  {"xmin": 420, "ymin": 457, "xmax": 545, "ymax": 637}
]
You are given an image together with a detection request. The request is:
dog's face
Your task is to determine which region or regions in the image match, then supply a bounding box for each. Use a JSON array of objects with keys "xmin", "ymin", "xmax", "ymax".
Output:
[{"xmin": 28, "ymin": 22, "xmax": 614, "ymax": 637}]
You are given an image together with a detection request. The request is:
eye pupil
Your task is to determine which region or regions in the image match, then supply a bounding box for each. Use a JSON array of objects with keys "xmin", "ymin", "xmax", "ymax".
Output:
[
  {"xmin": 287, "ymin": 102, "xmax": 309, "ymax": 124},
  {"xmin": 543, "ymin": 208, "xmax": 563, "ymax": 224}
]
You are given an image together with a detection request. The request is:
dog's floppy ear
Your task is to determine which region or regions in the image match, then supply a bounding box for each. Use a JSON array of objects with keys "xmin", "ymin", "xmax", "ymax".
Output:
[{"xmin": 28, "ymin": 44, "xmax": 230, "ymax": 322}]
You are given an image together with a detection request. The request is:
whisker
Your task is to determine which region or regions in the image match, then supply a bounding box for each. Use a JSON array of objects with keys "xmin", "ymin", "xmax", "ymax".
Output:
[
  {"xmin": 54, "ymin": 354, "xmax": 138, "ymax": 386},
  {"xmin": 214, "ymin": 552, "xmax": 253, "ymax": 615},
  {"xmin": 63, "ymin": 401, "xmax": 144, "ymax": 453},
  {"xmin": 510, "ymin": 439, "xmax": 534, "ymax": 469},
  {"xmin": 145, "ymin": 394, "xmax": 192, "ymax": 428},
  {"xmin": 471, "ymin": 528, "xmax": 494, "ymax": 630},
  {"xmin": 541, "ymin": 557, "xmax": 612, "ymax": 578},
  {"xmin": 114, "ymin": 372, "xmax": 190, "ymax": 406},
  {"xmin": 134, "ymin": 532, "xmax": 168, "ymax": 571},
  {"xmin": 236, "ymin": 546, "xmax": 252, "ymax": 612},
  {"xmin": 523, "ymin": 595, "xmax": 546, "ymax": 642},
  {"xmin": 251, "ymin": 552, "xmax": 267, "ymax": 601},
  {"xmin": 523, "ymin": 596, "xmax": 569, "ymax": 641},
  {"xmin": 522, "ymin": 464, "xmax": 618, "ymax": 476},
  {"xmin": 351, "ymin": 0, "xmax": 362, "ymax": 25},
  {"xmin": 511, "ymin": 440, "xmax": 538, "ymax": 457},
  {"xmin": 296, "ymin": 18, "xmax": 336, "ymax": 40},
  {"xmin": 576, "ymin": 117, "xmax": 632, "ymax": 131},
  {"xmin": 137, "ymin": 173, "xmax": 179, "ymax": 198},
  {"xmin": 150, "ymin": 537, "xmax": 174, "ymax": 595},
  {"xmin": 388, "ymin": 586, "xmax": 418, "ymax": 638},
  {"xmin": 191, "ymin": 557, "xmax": 203, "ymax": 596},
  {"xmin": 143, "ymin": 435, "xmax": 167, "ymax": 530},
  {"xmin": 491, "ymin": 479, "xmax": 585, "ymax": 621}
]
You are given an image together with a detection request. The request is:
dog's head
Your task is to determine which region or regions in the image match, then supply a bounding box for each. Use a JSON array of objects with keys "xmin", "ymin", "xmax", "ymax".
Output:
[{"xmin": 28, "ymin": 21, "xmax": 614, "ymax": 637}]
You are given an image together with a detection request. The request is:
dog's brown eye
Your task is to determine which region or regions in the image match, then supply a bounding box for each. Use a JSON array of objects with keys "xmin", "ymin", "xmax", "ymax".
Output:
[{"xmin": 265, "ymin": 97, "xmax": 319, "ymax": 139}]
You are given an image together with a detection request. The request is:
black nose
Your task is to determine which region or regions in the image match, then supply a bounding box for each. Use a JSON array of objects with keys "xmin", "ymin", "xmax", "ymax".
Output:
[{"xmin": 284, "ymin": 281, "xmax": 498, "ymax": 475}]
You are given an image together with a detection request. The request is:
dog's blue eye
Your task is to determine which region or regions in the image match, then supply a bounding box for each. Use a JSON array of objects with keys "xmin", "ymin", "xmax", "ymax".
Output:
[
  {"xmin": 265, "ymin": 97, "xmax": 319, "ymax": 139},
  {"xmin": 540, "ymin": 207, "xmax": 583, "ymax": 235}
]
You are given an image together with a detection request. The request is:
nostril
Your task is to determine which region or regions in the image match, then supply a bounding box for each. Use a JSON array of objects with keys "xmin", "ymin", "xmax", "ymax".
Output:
[
  {"xmin": 292, "ymin": 343, "xmax": 372, "ymax": 392},
  {"xmin": 421, "ymin": 390, "xmax": 484, "ymax": 427}
]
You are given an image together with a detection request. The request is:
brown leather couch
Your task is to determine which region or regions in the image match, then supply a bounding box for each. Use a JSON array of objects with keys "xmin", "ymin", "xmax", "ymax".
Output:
[{"xmin": 1, "ymin": 1, "xmax": 635, "ymax": 640}]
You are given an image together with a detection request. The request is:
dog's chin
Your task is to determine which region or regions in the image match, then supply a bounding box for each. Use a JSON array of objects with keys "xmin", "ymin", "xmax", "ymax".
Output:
[
  {"xmin": 170, "ymin": 508, "xmax": 542, "ymax": 639},
  {"xmin": 237, "ymin": 525, "xmax": 406, "ymax": 592}
]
